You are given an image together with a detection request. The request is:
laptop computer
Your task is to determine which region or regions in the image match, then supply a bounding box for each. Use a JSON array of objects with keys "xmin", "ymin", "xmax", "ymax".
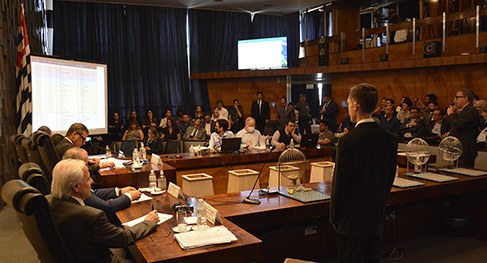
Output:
[
  {"xmin": 300, "ymin": 133, "xmax": 319, "ymax": 148},
  {"xmin": 120, "ymin": 140, "xmax": 138, "ymax": 157},
  {"xmin": 221, "ymin": 137, "xmax": 242, "ymax": 153}
]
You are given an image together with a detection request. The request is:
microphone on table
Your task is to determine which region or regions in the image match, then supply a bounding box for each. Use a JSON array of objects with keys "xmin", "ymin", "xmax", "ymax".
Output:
[{"xmin": 242, "ymin": 145, "xmax": 275, "ymax": 205}]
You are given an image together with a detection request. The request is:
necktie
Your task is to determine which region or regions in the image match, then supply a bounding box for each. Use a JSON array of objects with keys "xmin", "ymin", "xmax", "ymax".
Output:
[
  {"xmin": 259, "ymin": 100, "xmax": 262, "ymax": 115},
  {"xmin": 191, "ymin": 128, "xmax": 196, "ymax": 138}
]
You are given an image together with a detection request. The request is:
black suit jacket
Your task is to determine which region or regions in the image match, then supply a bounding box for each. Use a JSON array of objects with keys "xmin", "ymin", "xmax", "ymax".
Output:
[
  {"xmin": 251, "ymin": 100, "xmax": 270, "ymax": 123},
  {"xmin": 330, "ymin": 121, "xmax": 397, "ymax": 237},
  {"xmin": 399, "ymin": 117, "xmax": 426, "ymax": 137},
  {"xmin": 86, "ymin": 188, "xmax": 131, "ymax": 214},
  {"xmin": 55, "ymin": 138, "xmax": 75, "ymax": 158},
  {"xmin": 445, "ymin": 103, "xmax": 480, "ymax": 163},
  {"xmin": 49, "ymin": 196, "xmax": 156, "ymax": 263}
]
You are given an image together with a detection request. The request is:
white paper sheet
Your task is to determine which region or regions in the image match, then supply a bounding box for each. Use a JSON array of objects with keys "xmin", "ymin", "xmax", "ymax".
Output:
[{"xmin": 122, "ymin": 213, "xmax": 173, "ymax": 227}]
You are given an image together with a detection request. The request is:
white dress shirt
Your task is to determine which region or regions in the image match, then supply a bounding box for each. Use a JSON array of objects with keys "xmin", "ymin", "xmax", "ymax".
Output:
[
  {"xmin": 209, "ymin": 131, "xmax": 235, "ymax": 151},
  {"xmin": 236, "ymin": 128, "xmax": 264, "ymax": 148}
]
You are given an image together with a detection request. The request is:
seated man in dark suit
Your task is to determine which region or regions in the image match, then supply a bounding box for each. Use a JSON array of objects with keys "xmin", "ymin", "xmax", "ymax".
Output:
[
  {"xmin": 49, "ymin": 159, "xmax": 159, "ymax": 263},
  {"xmin": 399, "ymin": 107, "xmax": 425, "ymax": 139},
  {"xmin": 183, "ymin": 119, "xmax": 207, "ymax": 140},
  {"xmin": 379, "ymin": 107, "xmax": 401, "ymax": 136},
  {"xmin": 55, "ymin": 123, "xmax": 114, "ymax": 183},
  {"xmin": 271, "ymin": 120, "xmax": 301, "ymax": 150},
  {"xmin": 423, "ymin": 109, "xmax": 451, "ymax": 142},
  {"xmin": 63, "ymin": 147, "xmax": 141, "ymax": 225}
]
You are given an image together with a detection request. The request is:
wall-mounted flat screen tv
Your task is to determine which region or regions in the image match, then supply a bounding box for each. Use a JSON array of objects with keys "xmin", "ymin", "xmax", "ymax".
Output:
[{"xmin": 238, "ymin": 36, "xmax": 288, "ymax": 70}]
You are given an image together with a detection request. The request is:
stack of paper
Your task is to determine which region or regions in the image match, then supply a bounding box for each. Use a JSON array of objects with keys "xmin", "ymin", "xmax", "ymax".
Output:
[
  {"xmin": 174, "ymin": 225, "xmax": 237, "ymax": 249},
  {"xmin": 122, "ymin": 213, "xmax": 173, "ymax": 227}
]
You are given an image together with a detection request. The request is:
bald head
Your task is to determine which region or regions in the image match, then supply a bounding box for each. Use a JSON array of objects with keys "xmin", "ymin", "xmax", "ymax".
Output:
[{"xmin": 63, "ymin": 147, "xmax": 89, "ymax": 164}]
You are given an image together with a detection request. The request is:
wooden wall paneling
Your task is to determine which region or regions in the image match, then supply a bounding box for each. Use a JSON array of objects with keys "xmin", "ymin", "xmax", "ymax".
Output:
[
  {"xmin": 207, "ymin": 77, "xmax": 287, "ymax": 120},
  {"xmin": 331, "ymin": 1, "xmax": 360, "ymax": 51}
]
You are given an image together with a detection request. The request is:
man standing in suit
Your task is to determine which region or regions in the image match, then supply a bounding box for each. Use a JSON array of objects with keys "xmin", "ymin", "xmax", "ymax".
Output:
[
  {"xmin": 49, "ymin": 159, "xmax": 159, "ymax": 263},
  {"xmin": 276, "ymin": 97, "xmax": 295, "ymax": 129},
  {"xmin": 320, "ymin": 94, "xmax": 339, "ymax": 132},
  {"xmin": 294, "ymin": 94, "xmax": 312, "ymax": 135},
  {"xmin": 445, "ymin": 88, "xmax": 480, "ymax": 168},
  {"xmin": 330, "ymin": 83, "xmax": 397, "ymax": 262},
  {"xmin": 251, "ymin": 91, "xmax": 270, "ymax": 134}
]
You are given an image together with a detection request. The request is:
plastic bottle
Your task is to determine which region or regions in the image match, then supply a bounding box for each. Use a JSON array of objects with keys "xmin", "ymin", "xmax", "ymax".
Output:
[
  {"xmin": 132, "ymin": 148, "xmax": 140, "ymax": 165},
  {"xmin": 148, "ymin": 170, "xmax": 157, "ymax": 190},
  {"xmin": 196, "ymin": 199, "xmax": 207, "ymax": 228},
  {"xmin": 189, "ymin": 145, "xmax": 195, "ymax": 157},
  {"xmin": 105, "ymin": 145, "xmax": 111, "ymax": 158},
  {"xmin": 157, "ymin": 170, "xmax": 166, "ymax": 191},
  {"xmin": 140, "ymin": 142, "xmax": 147, "ymax": 160}
]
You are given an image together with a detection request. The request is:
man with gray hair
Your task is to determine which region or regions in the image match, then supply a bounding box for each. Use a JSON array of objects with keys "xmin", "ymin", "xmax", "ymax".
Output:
[
  {"xmin": 236, "ymin": 117, "xmax": 268, "ymax": 149},
  {"xmin": 49, "ymin": 159, "xmax": 159, "ymax": 263},
  {"xmin": 63, "ymin": 147, "xmax": 141, "ymax": 225},
  {"xmin": 446, "ymin": 88, "xmax": 480, "ymax": 167}
]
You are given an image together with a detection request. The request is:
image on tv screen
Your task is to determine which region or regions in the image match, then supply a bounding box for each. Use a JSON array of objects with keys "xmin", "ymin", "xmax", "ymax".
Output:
[{"xmin": 238, "ymin": 36, "xmax": 288, "ymax": 70}]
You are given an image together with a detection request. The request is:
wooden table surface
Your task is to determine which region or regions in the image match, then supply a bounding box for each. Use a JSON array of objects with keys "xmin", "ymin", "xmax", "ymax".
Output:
[{"xmin": 98, "ymin": 162, "xmax": 177, "ymax": 188}]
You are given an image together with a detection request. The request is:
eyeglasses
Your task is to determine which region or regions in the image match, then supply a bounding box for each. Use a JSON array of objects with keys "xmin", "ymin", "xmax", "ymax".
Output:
[
  {"xmin": 77, "ymin": 131, "xmax": 87, "ymax": 141},
  {"xmin": 455, "ymin": 95, "xmax": 466, "ymax": 99}
]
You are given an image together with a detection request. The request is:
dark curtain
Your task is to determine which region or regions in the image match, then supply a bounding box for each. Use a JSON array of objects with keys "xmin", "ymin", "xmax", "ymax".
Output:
[
  {"xmin": 301, "ymin": 11, "xmax": 325, "ymax": 42},
  {"xmin": 53, "ymin": 2, "xmax": 190, "ymax": 120},
  {"xmin": 251, "ymin": 12, "xmax": 300, "ymax": 68}
]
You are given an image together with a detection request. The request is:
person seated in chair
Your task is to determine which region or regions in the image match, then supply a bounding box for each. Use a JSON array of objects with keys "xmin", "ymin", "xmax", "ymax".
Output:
[
  {"xmin": 399, "ymin": 107, "xmax": 425, "ymax": 139},
  {"xmin": 49, "ymin": 159, "xmax": 159, "ymax": 263},
  {"xmin": 423, "ymin": 109, "xmax": 450, "ymax": 143},
  {"xmin": 122, "ymin": 120, "xmax": 144, "ymax": 141},
  {"xmin": 63, "ymin": 147, "xmax": 142, "ymax": 225},
  {"xmin": 271, "ymin": 120, "xmax": 301, "ymax": 150},
  {"xmin": 318, "ymin": 119, "xmax": 336, "ymax": 146},
  {"xmin": 143, "ymin": 127, "xmax": 164, "ymax": 155},
  {"xmin": 236, "ymin": 117, "xmax": 268, "ymax": 149},
  {"xmin": 183, "ymin": 119, "xmax": 207, "ymax": 140},
  {"xmin": 209, "ymin": 119, "xmax": 234, "ymax": 153}
]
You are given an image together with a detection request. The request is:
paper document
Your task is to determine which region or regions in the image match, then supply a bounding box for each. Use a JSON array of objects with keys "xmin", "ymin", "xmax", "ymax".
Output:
[
  {"xmin": 122, "ymin": 213, "xmax": 172, "ymax": 227},
  {"xmin": 131, "ymin": 193, "xmax": 153, "ymax": 204},
  {"xmin": 100, "ymin": 157, "xmax": 128, "ymax": 168},
  {"xmin": 174, "ymin": 225, "xmax": 237, "ymax": 250}
]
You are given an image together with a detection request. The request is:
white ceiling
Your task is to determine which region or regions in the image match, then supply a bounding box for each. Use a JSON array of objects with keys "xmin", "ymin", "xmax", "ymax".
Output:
[{"xmin": 60, "ymin": 0, "xmax": 334, "ymax": 15}]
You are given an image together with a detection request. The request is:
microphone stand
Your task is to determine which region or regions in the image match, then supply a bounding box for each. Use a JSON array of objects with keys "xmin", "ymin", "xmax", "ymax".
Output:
[{"xmin": 242, "ymin": 145, "xmax": 275, "ymax": 205}]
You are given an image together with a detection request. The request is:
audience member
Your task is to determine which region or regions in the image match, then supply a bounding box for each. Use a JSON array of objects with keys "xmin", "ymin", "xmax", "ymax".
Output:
[
  {"xmin": 445, "ymin": 88, "xmax": 480, "ymax": 168},
  {"xmin": 396, "ymin": 96, "xmax": 413, "ymax": 113},
  {"xmin": 477, "ymin": 107, "xmax": 487, "ymax": 148},
  {"xmin": 228, "ymin": 99, "xmax": 244, "ymax": 133},
  {"xmin": 127, "ymin": 110, "xmax": 141, "ymax": 127},
  {"xmin": 271, "ymin": 119, "xmax": 301, "ymax": 149},
  {"xmin": 423, "ymin": 109, "xmax": 450, "ymax": 142},
  {"xmin": 108, "ymin": 112, "xmax": 125, "ymax": 141},
  {"xmin": 209, "ymin": 119, "xmax": 235, "ymax": 152},
  {"xmin": 161, "ymin": 118, "xmax": 181, "ymax": 140},
  {"xmin": 122, "ymin": 120, "xmax": 144, "ymax": 141},
  {"xmin": 142, "ymin": 109, "xmax": 159, "ymax": 136},
  {"xmin": 295, "ymin": 94, "xmax": 312, "ymax": 135},
  {"xmin": 399, "ymin": 107, "xmax": 425, "ymax": 138},
  {"xmin": 318, "ymin": 120, "xmax": 335, "ymax": 146},
  {"xmin": 193, "ymin": 105, "xmax": 204, "ymax": 122},
  {"xmin": 474, "ymin": 100, "xmax": 487, "ymax": 128},
  {"xmin": 174, "ymin": 108, "xmax": 185, "ymax": 124},
  {"xmin": 415, "ymin": 93, "xmax": 438, "ymax": 111},
  {"xmin": 250, "ymin": 91, "xmax": 270, "ymax": 134},
  {"xmin": 49, "ymin": 159, "xmax": 158, "ymax": 263},
  {"xmin": 159, "ymin": 109, "xmax": 173, "ymax": 129},
  {"xmin": 236, "ymin": 117, "xmax": 267, "ymax": 149},
  {"xmin": 335, "ymin": 115, "xmax": 356, "ymax": 139},
  {"xmin": 396, "ymin": 100, "xmax": 412, "ymax": 123},
  {"xmin": 319, "ymin": 94, "xmax": 338, "ymax": 132},
  {"xmin": 143, "ymin": 127, "xmax": 164, "ymax": 154},
  {"xmin": 178, "ymin": 114, "xmax": 193, "ymax": 134},
  {"xmin": 276, "ymin": 97, "xmax": 295, "ymax": 129},
  {"xmin": 203, "ymin": 112, "xmax": 216, "ymax": 137},
  {"xmin": 215, "ymin": 100, "xmax": 229, "ymax": 120},
  {"xmin": 380, "ymin": 107, "xmax": 401, "ymax": 136},
  {"xmin": 183, "ymin": 119, "xmax": 207, "ymax": 140},
  {"xmin": 372, "ymin": 97, "xmax": 388, "ymax": 117},
  {"xmin": 422, "ymin": 101, "xmax": 439, "ymax": 125}
]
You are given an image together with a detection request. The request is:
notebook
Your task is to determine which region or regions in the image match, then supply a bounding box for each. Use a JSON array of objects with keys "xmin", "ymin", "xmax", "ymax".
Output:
[{"xmin": 221, "ymin": 137, "xmax": 242, "ymax": 153}]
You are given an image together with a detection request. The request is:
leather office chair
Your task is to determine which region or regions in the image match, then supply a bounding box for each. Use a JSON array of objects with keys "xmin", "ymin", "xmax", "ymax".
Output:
[
  {"xmin": 1, "ymin": 179, "xmax": 74, "ymax": 263},
  {"xmin": 19, "ymin": 162, "xmax": 51, "ymax": 195},
  {"xmin": 10, "ymin": 134, "xmax": 29, "ymax": 164},
  {"xmin": 50, "ymin": 133, "xmax": 64, "ymax": 146},
  {"xmin": 21, "ymin": 137, "xmax": 50, "ymax": 180},
  {"xmin": 32, "ymin": 131, "xmax": 60, "ymax": 181},
  {"xmin": 166, "ymin": 140, "xmax": 182, "ymax": 154}
]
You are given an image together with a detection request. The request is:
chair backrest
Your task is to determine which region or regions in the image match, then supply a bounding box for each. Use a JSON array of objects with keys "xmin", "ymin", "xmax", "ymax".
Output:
[
  {"xmin": 21, "ymin": 137, "xmax": 51, "ymax": 178},
  {"xmin": 166, "ymin": 140, "xmax": 182, "ymax": 154},
  {"xmin": 50, "ymin": 133, "xmax": 64, "ymax": 146},
  {"xmin": 182, "ymin": 140, "xmax": 208, "ymax": 153},
  {"xmin": 120, "ymin": 140, "xmax": 138, "ymax": 157},
  {"xmin": 1, "ymin": 179, "xmax": 73, "ymax": 263},
  {"xmin": 19, "ymin": 162, "xmax": 51, "ymax": 195},
  {"xmin": 10, "ymin": 134, "xmax": 29, "ymax": 164},
  {"xmin": 32, "ymin": 131, "xmax": 60, "ymax": 181}
]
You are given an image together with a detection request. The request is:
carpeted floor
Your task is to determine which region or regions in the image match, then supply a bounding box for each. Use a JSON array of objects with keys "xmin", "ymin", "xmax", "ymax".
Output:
[{"xmin": 2, "ymin": 205, "xmax": 487, "ymax": 263}]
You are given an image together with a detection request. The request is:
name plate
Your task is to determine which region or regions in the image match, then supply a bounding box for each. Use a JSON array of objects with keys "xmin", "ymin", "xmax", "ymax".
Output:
[
  {"xmin": 204, "ymin": 202, "xmax": 222, "ymax": 225},
  {"xmin": 167, "ymin": 182, "xmax": 181, "ymax": 199},
  {"xmin": 151, "ymin": 154, "xmax": 162, "ymax": 165}
]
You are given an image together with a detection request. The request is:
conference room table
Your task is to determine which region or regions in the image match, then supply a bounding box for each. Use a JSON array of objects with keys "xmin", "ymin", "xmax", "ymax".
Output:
[
  {"xmin": 117, "ymin": 167, "xmax": 487, "ymax": 262},
  {"xmin": 100, "ymin": 146, "xmax": 335, "ymax": 194}
]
